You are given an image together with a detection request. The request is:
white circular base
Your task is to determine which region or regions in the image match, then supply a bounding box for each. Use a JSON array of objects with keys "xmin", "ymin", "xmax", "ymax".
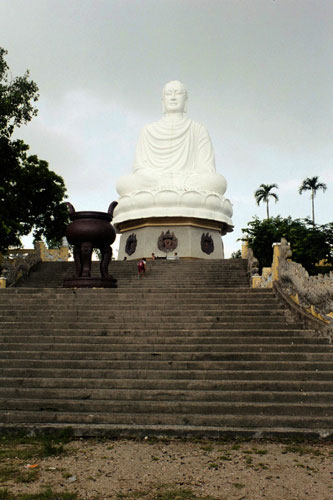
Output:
[{"xmin": 113, "ymin": 188, "xmax": 233, "ymax": 231}]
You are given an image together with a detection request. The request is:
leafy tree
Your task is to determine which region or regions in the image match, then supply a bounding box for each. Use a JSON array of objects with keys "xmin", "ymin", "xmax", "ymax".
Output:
[
  {"xmin": 254, "ymin": 183, "xmax": 279, "ymax": 219},
  {"xmin": 241, "ymin": 216, "xmax": 333, "ymax": 275},
  {"xmin": 299, "ymin": 176, "xmax": 327, "ymax": 225},
  {"xmin": 231, "ymin": 249, "xmax": 241, "ymax": 259},
  {"xmin": 0, "ymin": 48, "xmax": 68, "ymax": 252}
]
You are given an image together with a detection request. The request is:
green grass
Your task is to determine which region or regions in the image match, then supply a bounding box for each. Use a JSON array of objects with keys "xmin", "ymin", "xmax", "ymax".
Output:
[
  {"xmin": 200, "ymin": 444, "xmax": 213, "ymax": 452},
  {"xmin": 252, "ymin": 448, "xmax": 268, "ymax": 455},
  {"xmin": 232, "ymin": 483, "xmax": 245, "ymax": 489},
  {"xmin": 0, "ymin": 464, "xmax": 39, "ymax": 484},
  {"xmin": 0, "ymin": 433, "xmax": 71, "ymax": 463},
  {"xmin": 116, "ymin": 486, "xmax": 219, "ymax": 500},
  {"xmin": 0, "ymin": 433, "xmax": 73, "ymax": 488},
  {"xmin": 0, "ymin": 488, "xmax": 78, "ymax": 500},
  {"xmin": 282, "ymin": 444, "xmax": 323, "ymax": 456}
]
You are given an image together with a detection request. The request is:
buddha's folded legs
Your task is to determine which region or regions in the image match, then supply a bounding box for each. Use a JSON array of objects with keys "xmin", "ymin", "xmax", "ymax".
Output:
[{"xmin": 116, "ymin": 170, "xmax": 227, "ymax": 197}]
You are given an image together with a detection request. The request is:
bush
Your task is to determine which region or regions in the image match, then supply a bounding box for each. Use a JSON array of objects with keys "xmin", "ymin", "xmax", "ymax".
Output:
[{"xmin": 241, "ymin": 216, "xmax": 333, "ymax": 275}]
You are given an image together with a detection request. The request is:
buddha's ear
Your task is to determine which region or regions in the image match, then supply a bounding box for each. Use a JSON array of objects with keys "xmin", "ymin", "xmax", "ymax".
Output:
[
  {"xmin": 184, "ymin": 97, "xmax": 188, "ymax": 113},
  {"xmin": 161, "ymin": 98, "xmax": 166, "ymax": 114}
]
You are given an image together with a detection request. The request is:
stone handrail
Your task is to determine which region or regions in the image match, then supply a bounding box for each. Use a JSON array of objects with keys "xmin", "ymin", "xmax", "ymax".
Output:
[
  {"xmin": 0, "ymin": 240, "xmax": 69, "ymax": 287},
  {"xmin": 276, "ymin": 238, "xmax": 333, "ymax": 326},
  {"xmin": 241, "ymin": 239, "xmax": 333, "ymax": 333},
  {"xmin": 241, "ymin": 241, "xmax": 259, "ymax": 278},
  {"xmin": 0, "ymin": 243, "xmax": 42, "ymax": 287}
]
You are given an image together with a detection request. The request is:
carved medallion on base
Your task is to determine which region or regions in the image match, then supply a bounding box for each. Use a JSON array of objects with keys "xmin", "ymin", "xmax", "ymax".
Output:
[
  {"xmin": 125, "ymin": 233, "xmax": 137, "ymax": 255},
  {"xmin": 201, "ymin": 232, "xmax": 214, "ymax": 255},
  {"xmin": 157, "ymin": 230, "xmax": 178, "ymax": 253}
]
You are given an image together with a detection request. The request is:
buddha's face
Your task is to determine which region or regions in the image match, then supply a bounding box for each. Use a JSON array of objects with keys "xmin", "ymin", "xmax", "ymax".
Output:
[{"xmin": 162, "ymin": 81, "xmax": 187, "ymax": 113}]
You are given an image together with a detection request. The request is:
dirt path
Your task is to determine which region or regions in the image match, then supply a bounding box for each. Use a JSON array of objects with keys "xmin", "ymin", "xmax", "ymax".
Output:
[{"xmin": 1, "ymin": 438, "xmax": 332, "ymax": 499}]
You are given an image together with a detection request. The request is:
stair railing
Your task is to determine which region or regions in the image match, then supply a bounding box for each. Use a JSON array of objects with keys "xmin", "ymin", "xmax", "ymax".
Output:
[
  {"xmin": 0, "ymin": 243, "xmax": 42, "ymax": 287},
  {"xmin": 0, "ymin": 240, "xmax": 70, "ymax": 287},
  {"xmin": 242, "ymin": 239, "xmax": 333, "ymax": 335}
]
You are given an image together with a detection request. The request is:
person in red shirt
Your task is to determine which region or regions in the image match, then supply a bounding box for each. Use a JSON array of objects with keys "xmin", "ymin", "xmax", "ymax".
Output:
[{"xmin": 137, "ymin": 258, "xmax": 146, "ymax": 278}]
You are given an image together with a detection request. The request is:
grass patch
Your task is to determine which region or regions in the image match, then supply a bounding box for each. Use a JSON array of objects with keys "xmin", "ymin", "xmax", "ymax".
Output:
[
  {"xmin": 0, "ymin": 488, "xmax": 78, "ymax": 500},
  {"xmin": 200, "ymin": 445, "xmax": 213, "ymax": 452},
  {"xmin": 0, "ymin": 433, "xmax": 71, "ymax": 463},
  {"xmin": 282, "ymin": 444, "xmax": 323, "ymax": 456},
  {"xmin": 252, "ymin": 448, "xmax": 268, "ymax": 455},
  {"xmin": 232, "ymin": 483, "xmax": 245, "ymax": 489},
  {"xmin": 116, "ymin": 485, "xmax": 219, "ymax": 500},
  {"xmin": 0, "ymin": 464, "xmax": 39, "ymax": 484},
  {"xmin": 0, "ymin": 464, "xmax": 18, "ymax": 483},
  {"xmin": 39, "ymin": 440, "xmax": 65, "ymax": 458}
]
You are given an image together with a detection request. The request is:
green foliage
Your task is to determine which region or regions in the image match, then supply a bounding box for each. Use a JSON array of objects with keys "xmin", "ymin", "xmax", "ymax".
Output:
[
  {"xmin": 116, "ymin": 487, "xmax": 217, "ymax": 500},
  {"xmin": 231, "ymin": 249, "xmax": 241, "ymax": 259},
  {"xmin": 0, "ymin": 489, "xmax": 77, "ymax": 500},
  {"xmin": 0, "ymin": 48, "xmax": 39, "ymax": 138},
  {"xmin": 299, "ymin": 176, "xmax": 327, "ymax": 225},
  {"xmin": 254, "ymin": 183, "xmax": 279, "ymax": 219},
  {"xmin": 0, "ymin": 48, "xmax": 68, "ymax": 252},
  {"xmin": 241, "ymin": 216, "xmax": 333, "ymax": 275},
  {"xmin": 299, "ymin": 176, "xmax": 327, "ymax": 197}
]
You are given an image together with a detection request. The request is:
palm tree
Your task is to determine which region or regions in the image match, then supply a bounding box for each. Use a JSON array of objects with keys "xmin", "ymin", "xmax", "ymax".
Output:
[
  {"xmin": 254, "ymin": 183, "xmax": 279, "ymax": 219},
  {"xmin": 299, "ymin": 176, "xmax": 327, "ymax": 225}
]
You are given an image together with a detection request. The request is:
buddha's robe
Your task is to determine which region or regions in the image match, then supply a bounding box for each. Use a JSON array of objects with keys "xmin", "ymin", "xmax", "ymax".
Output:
[{"xmin": 116, "ymin": 117, "xmax": 226, "ymax": 196}]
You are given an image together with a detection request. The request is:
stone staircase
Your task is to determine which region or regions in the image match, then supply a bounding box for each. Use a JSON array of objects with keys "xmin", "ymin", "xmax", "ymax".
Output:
[{"xmin": 0, "ymin": 259, "xmax": 332, "ymax": 438}]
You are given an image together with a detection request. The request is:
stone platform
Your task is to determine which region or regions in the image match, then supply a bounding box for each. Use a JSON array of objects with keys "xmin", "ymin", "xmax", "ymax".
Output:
[{"xmin": 117, "ymin": 217, "xmax": 230, "ymax": 260}]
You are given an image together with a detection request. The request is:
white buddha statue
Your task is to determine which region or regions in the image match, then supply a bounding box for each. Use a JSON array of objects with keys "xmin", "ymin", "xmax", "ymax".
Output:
[
  {"xmin": 113, "ymin": 80, "xmax": 233, "ymax": 229},
  {"xmin": 117, "ymin": 80, "xmax": 227, "ymax": 196}
]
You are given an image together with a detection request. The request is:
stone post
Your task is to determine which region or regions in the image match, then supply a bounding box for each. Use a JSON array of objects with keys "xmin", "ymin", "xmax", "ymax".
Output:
[{"xmin": 272, "ymin": 238, "xmax": 292, "ymax": 282}]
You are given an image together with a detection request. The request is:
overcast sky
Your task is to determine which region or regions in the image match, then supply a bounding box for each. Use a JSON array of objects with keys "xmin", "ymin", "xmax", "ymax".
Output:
[{"xmin": 1, "ymin": 0, "xmax": 332, "ymax": 257}]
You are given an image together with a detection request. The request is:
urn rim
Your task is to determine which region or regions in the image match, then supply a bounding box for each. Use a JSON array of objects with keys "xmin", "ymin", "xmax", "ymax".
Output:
[{"xmin": 70, "ymin": 211, "xmax": 112, "ymax": 222}]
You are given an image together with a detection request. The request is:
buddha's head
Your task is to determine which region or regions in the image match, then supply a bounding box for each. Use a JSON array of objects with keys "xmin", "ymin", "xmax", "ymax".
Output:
[{"xmin": 162, "ymin": 80, "xmax": 188, "ymax": 114}]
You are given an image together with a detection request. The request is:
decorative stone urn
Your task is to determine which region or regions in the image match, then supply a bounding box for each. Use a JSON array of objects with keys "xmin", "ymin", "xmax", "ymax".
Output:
[{"xmin": 63, "ymin": 201, "xmax": 118, "ymax": 288}]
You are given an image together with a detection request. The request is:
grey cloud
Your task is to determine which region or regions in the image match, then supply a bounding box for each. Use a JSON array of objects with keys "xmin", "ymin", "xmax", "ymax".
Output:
[{"xmin": 1, "ymin": 0, "xmax": 332, "ymax": 254}]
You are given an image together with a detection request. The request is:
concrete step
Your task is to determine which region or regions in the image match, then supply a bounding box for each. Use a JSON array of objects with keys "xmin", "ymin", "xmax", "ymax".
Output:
[
  {"xmin": 0, "ymin": 388, "xmax": 332, "ymax": 404},
  {"xmin": 1, "ymin": 399, "xmax": 333, "ymax": 417},
  {"xmin": 0, "ymin": 333, "xmax": 327, "ymax": 343},
  {"xmin": 0, "ymin": 327, "xmax": 312, "ymax": 336},
  {"xmin": 1, "ymin": 350, "xmax": 332, "ymax": 362},
  {"xmin": 1, "ymin": 422, "xmax": 327, "ymax": 439},
  {"xmin": 2, "ymin": 342, "xmax": 331, "ymax": 353},
  {"xmin": 2, "ymin": 367, "xmax": 332, "ymax": 381},
  {"xmin": 0, "ymin": 311, "xmax": 290, "ymax": 321},
  {"xmin": 1, "ymin": 359, "xmax": 333, "ymax": 371},
  {"xmin": 0, "ymin": 386, "xmax": 330, "ymax": 401},
  {"xmin": 0, "ymin": 322, "xmax": 305, "ymax": 331},
  {"xmin": 1, "ymin": 258, "xmax": 332, "ymax": 438},
  {"xmin": 2, "ymin": 377, "xmax": 332, "ymax": 392},
  {"xmin": 1, "ymin": 289, "xmax": 271, "ymax": 297},
  {"xmin": 0, "ymin": 299, "xmax": 280, "ymax": 307}
]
